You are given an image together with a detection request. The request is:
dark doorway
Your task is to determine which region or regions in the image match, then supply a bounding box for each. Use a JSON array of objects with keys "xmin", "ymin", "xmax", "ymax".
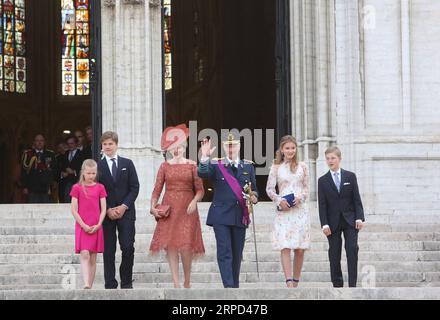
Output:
[
  {"xmin": 163, "ymin": 0, "xmax": 290, "ymax": 200},
  {"xmin": 0, "ymin": 0, "xmax": 95, "ymax": 203}
]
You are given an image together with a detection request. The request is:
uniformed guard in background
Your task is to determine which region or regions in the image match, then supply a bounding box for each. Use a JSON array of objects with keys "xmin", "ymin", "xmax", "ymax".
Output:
[{"xmin": 21, "ymin": 134, "xmax": 57, "ymax": 203}]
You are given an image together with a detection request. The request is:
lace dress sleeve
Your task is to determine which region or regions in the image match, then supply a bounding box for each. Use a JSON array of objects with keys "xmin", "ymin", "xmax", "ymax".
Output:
[
  {"xmin": 192, "ymin": 164, "xmax": 205, "ymax": 200},
  {"xmin": 300, "ymin": 162, "xmax": 310, "ymax": 201},
  {"xmin": 266, "ymin": 163, "xmax": 283, "ymax": 206},
  {"xmin": 151, "ymin": 162, "xmax": 166, "ymax": 203}
]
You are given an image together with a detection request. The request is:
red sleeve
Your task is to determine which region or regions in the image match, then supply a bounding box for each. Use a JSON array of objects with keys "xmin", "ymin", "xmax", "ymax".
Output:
[
  {"xmin": 151, "ymin": 162, "xmax": 166, "ymax": 201},
  {"xmin": 192, "ymin": 164, "xmax": 204, "ymax": 198}
]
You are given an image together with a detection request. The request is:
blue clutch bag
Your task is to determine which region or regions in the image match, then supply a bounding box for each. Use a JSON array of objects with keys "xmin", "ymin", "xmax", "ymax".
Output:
[{"xmin": 277, "ymin": 193, "xmax": 295, "ymax": 211}]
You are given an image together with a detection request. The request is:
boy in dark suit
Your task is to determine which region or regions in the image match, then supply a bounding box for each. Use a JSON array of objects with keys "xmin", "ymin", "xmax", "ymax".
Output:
[
  {"xmin": 98, "ymin": 131, "xmax": 140, "ymax": 289},
  {"xmin": 318, "ymin": 146, "xmax": 365, "ymax": 287}
]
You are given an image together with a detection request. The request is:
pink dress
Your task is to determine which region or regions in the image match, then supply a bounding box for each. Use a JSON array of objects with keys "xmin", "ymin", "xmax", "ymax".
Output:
[{"xmin": 70, "ymin": 183, "xmax": 107, "ymax": 254}]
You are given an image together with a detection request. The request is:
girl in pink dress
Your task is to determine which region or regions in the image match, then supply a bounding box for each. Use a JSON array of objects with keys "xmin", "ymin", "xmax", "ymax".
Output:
[{"xmin": 70, "ymin": 159, "xmax": 107, "ymax": 289}]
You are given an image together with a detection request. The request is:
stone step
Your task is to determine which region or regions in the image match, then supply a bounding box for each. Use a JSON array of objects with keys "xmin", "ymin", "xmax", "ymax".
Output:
[
  {"xmin": 2, "ymin": 202, "xmax": 440, "ymax": 215},
  {"xmin": 2, "ymin": 251, "xmax": 439, "ymax": 265},
  {"xmin": 1, "ymin": 271, "xmax": 439, "ymax": 286},
  {"xmin": 2, "ymin": 287, "xmax": 440, "ymax": 300},
  {"xmin": 1, "ymin": 202, "xmax": 439, "ymax": 224},
  {"xmin": 2, "ymin": 261, "xmax": 439, "ymax": 276},
  {"xmin": 1, "ymin": 232, "xmax": 438, "ymax": 244},
  {"xmin": 2, "ymin": 223, "xmax": 440, "ymax": 236},
  {"xmin": 2, "ymin": 214, "xmax": 440, "ymax": 227},
  {"xmin": 1, "ymin": 241, "xmax": 439, "ymax": 254},
  {"xmin": 3, "ymin": 281, "xmax": 440, "ymax": 291}
]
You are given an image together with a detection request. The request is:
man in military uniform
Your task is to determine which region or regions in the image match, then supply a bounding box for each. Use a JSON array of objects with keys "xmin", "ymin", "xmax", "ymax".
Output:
[
  {"xmin": 198, "ymin": 133, "xmax": 259, "ymax": 288},
  {"xmin": 21, "ymin": 134, "xmax": 57, "ymax": 203}
]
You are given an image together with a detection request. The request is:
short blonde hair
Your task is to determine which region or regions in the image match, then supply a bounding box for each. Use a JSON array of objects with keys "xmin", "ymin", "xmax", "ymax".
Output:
[
  {"xmin": 325, "ymin": 146, "xmax": 342, "ymax": 159},
  {"xmin": 100, "ymin": 131, "xmax": 118, "ymax": 144}
]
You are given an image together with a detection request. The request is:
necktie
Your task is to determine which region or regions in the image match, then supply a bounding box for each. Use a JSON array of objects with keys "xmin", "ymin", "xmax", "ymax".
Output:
[
  {"xmin": 334, "ymin": 172, "xmax": 341, "ymax": 192},
  {"xmin": 231, "ymin": 162, "xmax": 237, "ymax": 177},
  {"xmin": 111, "ymin": 158, "xmax": 117, "ymax": 181}
]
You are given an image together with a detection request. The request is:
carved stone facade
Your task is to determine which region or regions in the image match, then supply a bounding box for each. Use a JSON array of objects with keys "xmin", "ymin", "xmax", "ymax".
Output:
[{"xmin": 101, "ymin": 1, "xmax": 440, "ymax": 219}]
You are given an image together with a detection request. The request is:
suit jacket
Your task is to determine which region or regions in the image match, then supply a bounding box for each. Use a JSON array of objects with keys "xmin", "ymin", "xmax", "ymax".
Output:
[
  {"xmin": 98, "ymin": 156, "xmax": 140, "ymax": 220},
  {"xmin": 81, "ymin": 145, "xmax": 93, "ymax": 160},
  {"xmin": 198, "ymin": 159, "xmax": 259, "ymax": 228},
  {"xmin": 59, "ymin": 149, "xmax": 84, "ymax": 184},
  {"xmin": 318, "ymin": 169, "xmax": 365, "ymax": 231}
]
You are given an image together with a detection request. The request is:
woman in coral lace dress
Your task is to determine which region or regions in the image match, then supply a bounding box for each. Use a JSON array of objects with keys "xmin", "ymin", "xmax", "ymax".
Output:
[
  {"xmin": 149, "ymin": 124, "xmax": 205, "ymax": 288},
  {"xmin": 266, "ymin": 135, "xmax": 311, "ymax": 288}
]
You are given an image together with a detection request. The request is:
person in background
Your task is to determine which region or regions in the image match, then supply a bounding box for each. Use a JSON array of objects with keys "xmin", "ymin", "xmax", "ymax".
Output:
[
  {"xmin": 12, "ymin": 144, "xmax": 29, "ymax": 203},
  {"xmin": 21, "ymin": 134, "xmax": 57, "ymax": 203},
  {"xmin": 83, "ymin": 125, "xmax": 93, "ymax": 160},
  {"xmin": 59, "ymin": 136, "xmax": 84, "ymax": 203},
  {"xmin": 75, "ymin": 130, "xmax": 86, "ymax": 153},
  {"xmin": 55, "ymin": 141, "xmax": 69, "ymax": 203}
]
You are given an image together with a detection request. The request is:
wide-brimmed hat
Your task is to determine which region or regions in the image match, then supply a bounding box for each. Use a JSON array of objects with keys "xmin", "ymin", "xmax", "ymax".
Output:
[
  {"xmin": 222, "ymin": 132, "xmax": 240, "ymax": 145},
  {"xmin": 161, "ymin": 123, "xmax": 190, "ymax": 151}
]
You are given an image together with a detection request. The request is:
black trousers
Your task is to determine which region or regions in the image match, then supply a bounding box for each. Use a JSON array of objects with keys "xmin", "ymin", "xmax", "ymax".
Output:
[
  {"xmin": 64, "ymin": 181, "xmax": 74, "ymax": 203},
  {"xmin": 327, "ymin": 216, "xmax": 359, "ymax": 287},
  {"xmin": 103, "ymin": 216, "xmax": 136, "ymax": 289}
]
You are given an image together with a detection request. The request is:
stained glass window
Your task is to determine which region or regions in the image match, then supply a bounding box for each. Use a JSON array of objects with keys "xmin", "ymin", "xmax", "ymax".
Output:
[
  {"xmin": 0, "ymin": 0, "xmax": 26, "ymax": 94},
  {"xmin": 61, "ymin": 0, "xmax": 90, "ymax": 96},
  {"xmin": 163, "ymin": 0, "xmax": 172, "ymax": 91}
]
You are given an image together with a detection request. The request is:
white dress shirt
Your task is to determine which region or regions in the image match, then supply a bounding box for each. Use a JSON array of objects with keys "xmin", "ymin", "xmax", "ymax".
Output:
[
  {"xmin": 105, "ymin": 154, "xmax": 118, "ymax": 173},
  {"xmin": 226, "ymin": 157, "xmax": 240, "ymax": 167}
]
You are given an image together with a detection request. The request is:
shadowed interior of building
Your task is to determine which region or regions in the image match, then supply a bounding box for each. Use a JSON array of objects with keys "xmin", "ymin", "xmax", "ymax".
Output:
[
  {"xmin": 0, "ymin": 0, "xmax": 91, "ymax": 203},
  {"xmin": 164, "ymin": 0, "xmax": 277, "ymax": 201},
  {"xmin": 1, "ymin": 0, "xmax": 279, "ymax": 203}
]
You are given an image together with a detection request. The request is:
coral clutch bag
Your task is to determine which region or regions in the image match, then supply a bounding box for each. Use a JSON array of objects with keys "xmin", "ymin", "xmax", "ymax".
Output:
[{"xmin": 155, "ymin": 204, "xmax": 171, "ymax": 219}]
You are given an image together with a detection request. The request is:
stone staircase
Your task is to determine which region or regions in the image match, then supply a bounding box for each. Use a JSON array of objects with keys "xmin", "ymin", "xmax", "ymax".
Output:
[{"xmin": 0, "ymin": 203, "xmax": 439, "ymax": 300}]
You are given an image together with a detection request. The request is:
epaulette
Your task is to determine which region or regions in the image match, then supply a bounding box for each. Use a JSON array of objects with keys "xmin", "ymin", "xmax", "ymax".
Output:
[
  {"xmin": 46, "ymin": 149, "xmax": 55, "ymax": 153},
  {"xmin": 243, "ymin": 159, "xmax": 255, "ymax": 164}
]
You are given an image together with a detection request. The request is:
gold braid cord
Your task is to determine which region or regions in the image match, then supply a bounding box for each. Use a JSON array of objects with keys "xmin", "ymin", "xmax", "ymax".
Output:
[{"xmin": 22, "ymin": 151, "xmax": 37, "ymax": 173}]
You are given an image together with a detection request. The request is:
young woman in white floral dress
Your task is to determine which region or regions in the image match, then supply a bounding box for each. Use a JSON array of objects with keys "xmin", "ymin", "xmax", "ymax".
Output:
[{"xmin": 266, "ymin": 135, "xmax": 311, "ymax": 288}]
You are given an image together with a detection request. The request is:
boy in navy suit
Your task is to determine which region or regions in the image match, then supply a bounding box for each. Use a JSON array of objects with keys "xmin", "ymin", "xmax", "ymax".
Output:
[
  {"xmin": 98, "ymin": 131, "xmax": 140, "ymax": 289},
  {"xmin": 318, "ymin": 146, "xmax": 365, "ymax": 287},
  {"xmin": 198, "ymin": 133, "xmax": 259, "ymax": 288}
]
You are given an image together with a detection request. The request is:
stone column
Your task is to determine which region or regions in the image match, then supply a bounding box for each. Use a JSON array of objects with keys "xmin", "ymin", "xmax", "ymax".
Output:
[
  {"xmin": 290, "ymin": 0, "xmax": 336, "ymax": 200},
  {"xmin": 101, "ymin": 0, "xmax": 164, "ymax": 207}
]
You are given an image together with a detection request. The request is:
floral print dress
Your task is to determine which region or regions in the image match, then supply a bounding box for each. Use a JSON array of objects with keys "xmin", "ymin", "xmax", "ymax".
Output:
[{"xmin": 266, "ymin": 161, "xmax": 311, "ymax": 251}]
